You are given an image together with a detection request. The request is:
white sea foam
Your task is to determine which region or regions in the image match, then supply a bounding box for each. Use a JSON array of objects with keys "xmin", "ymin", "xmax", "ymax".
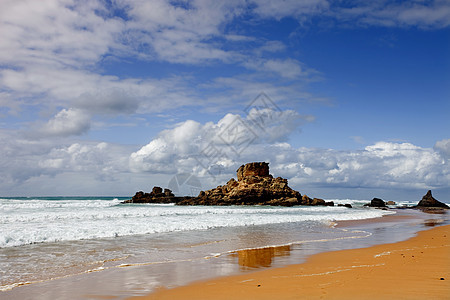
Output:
[
  {"xmin": 0, "ymin": 198, "xmax": 393, "ymax": 248},
  {"xmin": 327, "ymin": 198, "xmax": 418, "ymax": 207}
]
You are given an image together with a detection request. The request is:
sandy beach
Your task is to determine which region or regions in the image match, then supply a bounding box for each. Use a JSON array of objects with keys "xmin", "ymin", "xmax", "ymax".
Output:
[
  {"xmin": 2, "ymin": 207, "xmax": 448, "ymax": 300},
  {"xmin": 133, "ymin": 224, "xmax": 450, "ymax": 300}
]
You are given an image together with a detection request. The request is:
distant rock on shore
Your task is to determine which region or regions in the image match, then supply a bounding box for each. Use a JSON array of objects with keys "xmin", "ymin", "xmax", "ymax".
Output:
[
  {"xmin": 416, "ymin": 190, "xmax": 449, "ymax": 209},
  {"xmin": 177, "ymin": 162, "xmax": 333, "ymax": 207},
  {"xmin": 123, "ymin": 186, "xmax": 193, "ymax": 204}
]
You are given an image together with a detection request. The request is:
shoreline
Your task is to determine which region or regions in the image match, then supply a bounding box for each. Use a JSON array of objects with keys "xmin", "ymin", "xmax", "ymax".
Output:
[
  {"xmin": 2, "ymin": 208, "xmax": 448, "ymax": 299},
  {"xmin": 332, "ymin": 210, "xmax": 417, "ymax": 228},
  {"xmin": 132, "ymin": 220, "xmax": 450, "ymax": 300}
]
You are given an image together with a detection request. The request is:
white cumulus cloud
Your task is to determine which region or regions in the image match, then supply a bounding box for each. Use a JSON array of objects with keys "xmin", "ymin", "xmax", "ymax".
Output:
[
  {"xmin": 129, "ymin": 113, "xmax": 450, "ymax": 193},
  {"xmin": 130, "ymin": 109, "xmax": 310, "ymax": 173},
  {"xmin": 38, "ymin": 108, "xmax": 91, "ymax": 137},
  {"xmin": 434, "ymin": 139, "xmax": 450, "ymax": 158}
]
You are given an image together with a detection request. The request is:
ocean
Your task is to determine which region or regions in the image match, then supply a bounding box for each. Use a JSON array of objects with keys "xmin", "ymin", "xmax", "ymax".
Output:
[{"xmin": 0, "ymin": 197, "xmax": 448, "ymax": 299}]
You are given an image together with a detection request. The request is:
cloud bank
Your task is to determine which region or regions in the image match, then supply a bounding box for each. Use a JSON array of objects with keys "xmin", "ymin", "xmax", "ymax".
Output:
[
  {"xmin": 1, "ymin": 114, "xmax": 448, "ymax": 197},
  {"xmin": 129, "ymin": 114, "xmax": 449, "ymax": 193}
]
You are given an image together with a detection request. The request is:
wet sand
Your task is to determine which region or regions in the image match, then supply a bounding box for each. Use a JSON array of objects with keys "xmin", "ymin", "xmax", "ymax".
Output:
[
  {"xmin": 132, "ymin": 224, "xmax": 450, "ymax": 300},
  {"xmin": 2, "ymin": 209, "xmax": 448, "ymax": 299}
]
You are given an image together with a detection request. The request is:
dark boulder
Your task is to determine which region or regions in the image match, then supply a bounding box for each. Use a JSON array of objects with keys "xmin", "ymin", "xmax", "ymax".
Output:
[
  {"xmin": 364, "ymin": 198, "xmax": 386, "ymax": 207},
  {"xmin": 338, "ymin": 203, "xmax": 353, "ymax": 208},
  {"xmin": 152, "ymin": 186, "xmax": 163, "ymax": 195}
]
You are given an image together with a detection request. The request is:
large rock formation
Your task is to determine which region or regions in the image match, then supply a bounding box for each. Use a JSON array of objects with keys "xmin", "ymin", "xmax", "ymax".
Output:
[
  {"xmin": 416, "ymin": 190, "xmax": 449, "ymax": 209},
  {"xmin": 177, "ymin": 162, "xmax": 333, "ymax": 207}
]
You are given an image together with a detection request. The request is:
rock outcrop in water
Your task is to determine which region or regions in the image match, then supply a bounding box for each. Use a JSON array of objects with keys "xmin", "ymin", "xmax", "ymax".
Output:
[
  {"xmin": 124, "ymin": 162, "xmax": 332, "ymax": 207},
  {"xmin": 123, "ymin": 186, "xmax": 193, "ymax": 204},
  {"xmin": 177, "ymin": 162, "xmax": 333, "ymax": 207},
  {"xmin": 416, "ymin": 190, "xmax": 449, "ymax": 209},
  {"xmin": 364, "ymin": 198, "xmax": 387, "ymax": 208}
]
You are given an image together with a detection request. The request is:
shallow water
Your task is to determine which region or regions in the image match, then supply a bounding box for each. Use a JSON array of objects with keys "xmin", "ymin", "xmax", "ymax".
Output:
[{"xmin": 0, "ymin": 197, "xmax": 448, "ymax": 299}]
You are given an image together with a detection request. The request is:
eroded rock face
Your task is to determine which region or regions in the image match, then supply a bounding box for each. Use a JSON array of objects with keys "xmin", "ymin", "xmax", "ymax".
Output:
[
  {"xmin": 417, "ymin": 190, "xmax": 449, "ymax": 209},
  {"xmin": 236, "ymin": 162, "xmax": 270, "ymax": 181},
  {"xmin": 177, "ymin": 162, "xmax": 332, "ymax": 206}
]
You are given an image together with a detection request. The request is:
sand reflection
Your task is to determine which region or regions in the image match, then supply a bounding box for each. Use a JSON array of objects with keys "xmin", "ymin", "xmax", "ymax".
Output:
[{"xmin": 230, "ymin": 245, "xmax": 291, "ymax": 269}]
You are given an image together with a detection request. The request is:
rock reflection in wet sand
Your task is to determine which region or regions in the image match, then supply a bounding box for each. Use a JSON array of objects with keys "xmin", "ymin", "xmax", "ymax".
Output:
[
  {"xmin": 230, "ymin": 245, "xmax": 291, "ymax": 270},
  {"xmin": 423, "ymin": 219, "xmax": 444, "ymax": 227}
]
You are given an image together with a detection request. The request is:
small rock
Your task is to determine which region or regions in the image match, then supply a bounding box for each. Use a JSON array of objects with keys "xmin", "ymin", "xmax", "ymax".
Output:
[
  {"xmin": 338, "ymin": 204, "xmax": 353, "ymax": 208},
  {"xmin": 311, "ymin": 198, "xmax": 325, "ymax": 206}
]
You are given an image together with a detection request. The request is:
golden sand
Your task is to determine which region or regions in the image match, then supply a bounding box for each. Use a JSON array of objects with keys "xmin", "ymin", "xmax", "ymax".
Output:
[{"xmin": 132, "ymin": 225, "xmax": 450, "ymax": 300}]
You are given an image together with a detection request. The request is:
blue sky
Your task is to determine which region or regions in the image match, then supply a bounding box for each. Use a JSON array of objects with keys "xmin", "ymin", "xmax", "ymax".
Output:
[{"xmin": 0, "ymin": 0, "xmax": 449, "ymax": 200}]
